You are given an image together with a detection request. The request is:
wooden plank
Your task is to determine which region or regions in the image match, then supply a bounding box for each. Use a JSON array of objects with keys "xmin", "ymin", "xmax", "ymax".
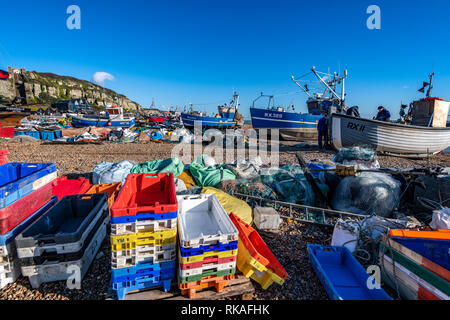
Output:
[
  {"xmin": 118, "ymin": 274, "xmax": 254, "ymax": 301},
  {"xmin": 167, "ymin": 282, "xmax": 255, "ymax": 300}
]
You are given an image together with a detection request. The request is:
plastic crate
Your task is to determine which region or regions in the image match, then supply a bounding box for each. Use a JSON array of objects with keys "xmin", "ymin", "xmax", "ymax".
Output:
[
  {"xmin": 51, "ymin": 176, "xmax": 92, "ymax": 200},
  {"xmin": 86, "ymin": 182, "xmax": 122, "ymax": 209},
  {"xmin": 178, "ymin": 274, "xmax": 234, "ymax": 299},
  {"xmin": 178, "ymin": 248, "xmax": 238, "ymax": 264},
  {"xmin": 236, "ymin": 240, "xmax": 285, "ymax": 290},
  {"xmin": 0, "ymin": 127, "xmax": 14, "ymax": 139},
  {"xmin": 110, "ymin": 211, "xmax": 177, "ymax": 224},
  {"xmin": 178, "ymin": 266, "xmax": 235, "ymax": 284},
  {"xmin": 179, "ymin": 260, "xmax": 236, "ymax": 278},
  {"xmin": 16, "ymin": 131, "xmax": 41, "ymax": 139},
  {"xmin": 0, "ymin": 162, "xmax": 57, "ymax": 209},
  {"xmin": 54, "ymin": 131, "xmax": 62, "ymax": 139},
  {"xmin": 19, "ymin": 205, "xmax": 108, "ymax": 267},
  {"xmin": 0, "ymin": 181, "xmax": 53, "ymax": 235},
  {"xmin": 111, "ymin": 243, "xmax": 176, "ymax": 269},
  {"xmin": 111, "ymin": 260, "xmax": 176, "ymax": 280},
  {"xmin": 0, "ymin": 260, "xmax": 19, "ymax": 290},
  {"xmin": 39, "ymin": 131, "xmax": 56, "ymax": 141},
  {"xmin": 15, "ymin": 193, "xmax": 108, "ymax": 258},
  {"xmin": 0, "ymin": 197, "xmax": 58, "ymax": 256},
  {"xmin": 179, "ymin": 241, "xmax": 238, "ymax": 258},
  {"xmin": 20, "ymin": 216, "xmax": 107, "ymax": 289},
  {"xmin": 180, "ymin": 255, "xmax": 236, "ymax": 270},
  {"xmin": 177, "ymin": 194, "xmax": 238, "ymax": 248},
  {"xmin": 0, "ymin": 150, "xmax": 8, "ymax": 165},
  {"xmin": 229, "ymin": 213, "xmax": 288, "ymax": 282},
  {"xmin": 112, "ymin": 262, "xmax": 175, "ymax": 283},
  {"xmin": 112, "ymin": 273, "xmax": 174, "ymax": 300},
  {"xmin": 110, "ymin": 173, "xmax": 177, "ymax": 218},
  {"xmin": 110, "ymin": 228, "xmax": 177, "ymax": 252},
  {"xmin": 111, "ymin": 218, "xmax": 176, "ymax": 236}
]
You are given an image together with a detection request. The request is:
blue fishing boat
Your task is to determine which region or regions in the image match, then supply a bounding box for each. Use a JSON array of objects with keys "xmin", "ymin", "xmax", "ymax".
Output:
[
  {"xmin": 250, "ymin": 67, "xmax": 347, "ymax": 140},
  {"xmin": 71, "ymin": 106, "xmax": 135, "ymax": 128},
  {"xmin": 181, "ymin": 93, "xmax": 243, "ymax": 129},
  {"xmin": 307, "ymin": 244, "xmax": 392, "ymax": 300}
]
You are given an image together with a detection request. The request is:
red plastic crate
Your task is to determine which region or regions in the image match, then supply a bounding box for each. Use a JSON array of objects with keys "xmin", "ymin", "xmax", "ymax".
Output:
[
  {"xmin": 179, "ymin": 255, "xmax": 237, "ymax": 270},
  {"xmin": 51, "ymin": 176, "xmax": 92, "ymax": 200},
  {"xmin": 0, "ymin": 127, "xmax": 14, "ymax": 138},
  {"xmin": 0, "ymin": 182, "xmax": 53, "ymax": 235},
  {"xmin": 0, "ymin": 150, "xmax": 8, "ymax": 165},
  {"xmin": 229, "ymin": 212, "xmax": 288, "ymax": 281},
  {"xmin": 111, "ymin": 173, "xmax": 177, "ymax": 217}
]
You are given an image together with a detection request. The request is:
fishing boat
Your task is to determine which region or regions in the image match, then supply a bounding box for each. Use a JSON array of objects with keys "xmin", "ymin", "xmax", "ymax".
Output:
[
  {"xmin": 331, "ymin": 74, "xmax": 450, "ymax": 158},
  {"xmin": 181, "ymin": 93, "xmax": 243, "ymax": 129},
  {"xmin": 250, "ymin": 67, "xmax": 347, "ymax": 141},
  {"xmin": 307, "ymin": 244, "xmax": 392, "ymax": 300},
  {"xmin": 71, "ymin": 106, "xmax": 135, "ymax": 128}
]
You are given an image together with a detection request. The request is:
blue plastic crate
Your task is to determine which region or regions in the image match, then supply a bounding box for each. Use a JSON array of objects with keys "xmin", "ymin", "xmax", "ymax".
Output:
[
  {"xmin": 307, "ymin": 244, "xmax": 392, "ymax": 300},
  {"xmin": 111, "ymin": 265, "xmax": 175, "ymax": 283},
  {"xmin": 110, "ymin": 211, "xmax": 177, "ymax": 224},
  {"xmin": 179, "ymin": 241, "xmax": 238, "ymax": 257},
  {"xmin": 391, "ymin": 236, "xmax": 450, "ymax": 271},
  {"xmin": 111, "ymin": 260, "xmax": 176, "ymax": 277},
  {"xmin": 0, "ymin": 197, "xmax": 58, "ymax": 246},
  {"xmin": 112, "ymin": 273, "xmax": 174, "ymax": 300},
  {"xmin": 54, "ymin": 131, "xmax": 62, "ymax": 139},
  {"xmin": 14, "ymin": 131, "xmax": 27, "ymax": 137},
  {"xmin": 39, "ymin": 131, "xmax": 56, "ymax": 141},
  {"xmin": 26, "ymin": 131, "xmax": 41, "ymax": 139},
  {"xmin": 0, "ymin": 162, "xmax": 57, "ymax": 209}
]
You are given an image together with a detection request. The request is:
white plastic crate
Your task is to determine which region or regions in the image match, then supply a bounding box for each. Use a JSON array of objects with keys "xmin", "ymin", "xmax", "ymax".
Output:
[
  {"xmin": 0, "ymin": 262, "xmax": 19, "ymax": 289},
  {"xmin": 0, "ymin": 242, "xmax": 15, "ymax": 258},
  {"xmin": 111, "ymin": 218, "xmax": 177, "ymax": 236},
  {"xmin": 16, "ymin": 201, "xmax": 108, "ymax": 259},
  {"xmin": 21, "ymin": 216, "xmax": 107, "ymax": 289},
  {"xmin": 111, "ymin": 246, "xmax": 176, "ymax": 269},
  {"xmin": 177, "ymin": 194, "xmax": 238, "ymax": 248},
  {"xmin": 32, "ymin": 171, "xmax": 57, "ymax": 190},
  {"xmin": 178, "ymin": 261, "xmax": 236, "ymax": 278}
]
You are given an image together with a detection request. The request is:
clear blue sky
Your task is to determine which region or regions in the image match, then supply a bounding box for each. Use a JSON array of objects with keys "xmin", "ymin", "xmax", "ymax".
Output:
[{"xmin": 1, "ymin": 0, "xmax": 450, "ymax": 119}]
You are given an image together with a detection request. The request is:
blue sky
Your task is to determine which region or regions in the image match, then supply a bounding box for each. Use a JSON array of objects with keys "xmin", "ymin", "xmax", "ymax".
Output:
[{"xmin": 1, "ymin": 0, "xmax": 450, "ymax": 119}]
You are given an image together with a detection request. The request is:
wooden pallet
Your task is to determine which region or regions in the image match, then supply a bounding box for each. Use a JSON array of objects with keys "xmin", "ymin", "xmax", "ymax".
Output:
[{"xmin": 107, "ymin": 274, "xmax": 255, "ymax": 301}]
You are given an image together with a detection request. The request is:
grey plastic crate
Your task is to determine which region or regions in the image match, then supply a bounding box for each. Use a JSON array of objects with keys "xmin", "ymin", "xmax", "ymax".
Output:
[
  {"xmin": 16, "ymin": 193, "xmax": 108, "ymax": 258},
  {"xmin": 21, "ymin": 216, "xmax": 107, "ymax": 289}
]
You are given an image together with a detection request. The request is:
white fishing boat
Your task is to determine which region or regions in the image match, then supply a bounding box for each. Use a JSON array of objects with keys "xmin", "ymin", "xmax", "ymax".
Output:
[{"xmin": 331, "ymin": 74, "xmax": 450, "ymax": 158}]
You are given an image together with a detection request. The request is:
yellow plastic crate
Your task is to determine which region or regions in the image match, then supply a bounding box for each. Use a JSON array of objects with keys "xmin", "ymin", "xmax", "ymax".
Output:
[
  {"xmin": 236, "ymin": 239, "xmax": 285, "ymax": 290},
  {"xmin": 178, "ymin": 248, "xmax": 238, "ymax": 264},
  {"xmin": 111, "ymin": 228, "xmax": 177, "ymax": 252}
]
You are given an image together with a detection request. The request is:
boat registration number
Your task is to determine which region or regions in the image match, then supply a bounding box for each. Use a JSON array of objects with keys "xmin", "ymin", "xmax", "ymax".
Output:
[{"xmin": 347, "ymin": 122, "xmax": 366, "ymax": 132}]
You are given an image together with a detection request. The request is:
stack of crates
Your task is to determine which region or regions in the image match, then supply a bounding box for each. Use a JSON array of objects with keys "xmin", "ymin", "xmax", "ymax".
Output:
[
  {"xmin": 0, "ymin": 162, "xmax": 57, "ymax": 289},
  {"xmin": 110, "ymin": 173, "xmax": 178, "ymax": 300},
  {"xmin": 15, "ymin": 193, "xmax": 109, "ymax": 288},
  {"xmin": 177, "ymin": 194, "xmax": 239, "ymax": 298}
]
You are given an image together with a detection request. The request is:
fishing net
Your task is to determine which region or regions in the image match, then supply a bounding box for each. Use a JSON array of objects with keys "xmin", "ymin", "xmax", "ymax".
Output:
[
  {"xmin": 331, "ymin": 172, "xmax": 401, "ymax": 218},
  {"xmin": 333, "ymin": 146, "xmax": 380, "ymax": 169}
]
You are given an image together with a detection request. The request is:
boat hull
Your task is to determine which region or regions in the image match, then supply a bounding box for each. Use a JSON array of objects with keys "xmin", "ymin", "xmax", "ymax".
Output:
[
  {"xmin": 71, "ymin": 115, "xmax": 135, "ymax": 128},
  {"xmin": 181, "ymin": 113, "xmax": 237, "ymax": 129},
  {"xmin": 250, "ymin": 107, "xmax": 319, "ymax": 141},
  {"xmin": 331, "ymin": 114, "xmax": 450, "ymax": 158}
]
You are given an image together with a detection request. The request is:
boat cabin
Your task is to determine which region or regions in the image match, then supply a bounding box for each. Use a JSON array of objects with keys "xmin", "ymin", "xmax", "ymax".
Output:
[{"xmin": 410, "ymin": 98, "xmax": 450, "ymax": 127}]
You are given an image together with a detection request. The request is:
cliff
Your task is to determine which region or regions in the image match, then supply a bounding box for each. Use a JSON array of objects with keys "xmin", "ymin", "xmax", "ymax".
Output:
[{"xmin": 0, "ymin": 67, "xmax": 143, "ymax": 112}]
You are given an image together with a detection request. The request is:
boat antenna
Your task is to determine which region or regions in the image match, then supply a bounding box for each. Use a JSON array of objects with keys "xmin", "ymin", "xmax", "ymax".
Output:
[{"xmin": 418, "ymin": 72, "xmax": 435, "ymax": 98}]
